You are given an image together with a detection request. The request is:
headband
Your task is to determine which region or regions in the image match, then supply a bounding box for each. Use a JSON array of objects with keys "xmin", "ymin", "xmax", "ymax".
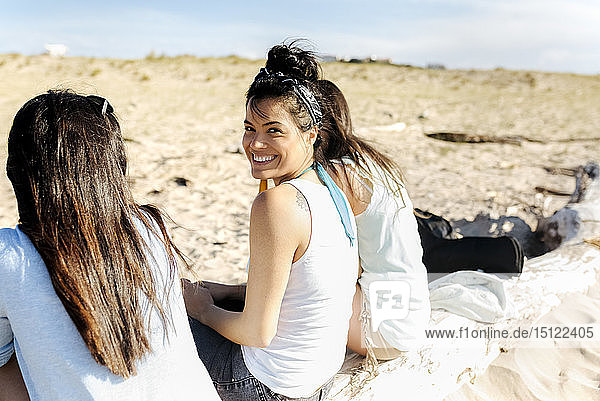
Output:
[{"xmin": 253, "ymin": 67, "xmax": 322, "ymax": 128}]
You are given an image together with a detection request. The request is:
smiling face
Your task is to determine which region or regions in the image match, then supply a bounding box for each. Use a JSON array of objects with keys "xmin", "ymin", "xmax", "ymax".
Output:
[{"xmin": 243, "ymin": 97, "xmax": 317, "ymax": 185}]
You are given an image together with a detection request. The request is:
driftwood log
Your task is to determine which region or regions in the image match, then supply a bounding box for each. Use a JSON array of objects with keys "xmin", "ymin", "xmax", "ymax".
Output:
[
  {"xmin": 327, "ymin": 162, "xmax": 600, "ymax": 401},
  {"xmin": 536, "ymin": 162, "xmax": 600, "ymax": 249},
  {"xmin": 425, "ymin": 132, "xmax": 600, "ymax": 146},
  {"xmin": 425, "ymin": 132, "xmax": 523, "ymax": 145}
]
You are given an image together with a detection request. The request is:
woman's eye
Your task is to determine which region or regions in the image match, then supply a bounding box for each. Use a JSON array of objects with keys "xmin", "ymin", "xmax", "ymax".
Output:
[
  {"xmin": 267, "ymin": 128, "xmax": 282, "ymax": 134},
  {"xmin": 244, "ymin": 126, "xmax": 255, "ymax": 132}
]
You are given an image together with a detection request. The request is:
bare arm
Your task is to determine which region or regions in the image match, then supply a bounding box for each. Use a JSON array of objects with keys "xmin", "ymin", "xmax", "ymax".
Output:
[
  {"xmin": 0, "ymin": 354, "xmax": 29, "ymax": 401},
  {"xmin": 184, "ymin": 185, "xmax": 307, "ymax": 347}
]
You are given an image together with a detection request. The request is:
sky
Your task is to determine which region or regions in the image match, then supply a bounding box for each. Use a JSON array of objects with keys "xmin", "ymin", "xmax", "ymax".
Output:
[{"xmin": 1, "ymin": 0, "xmax": 599, "ymax": 74}]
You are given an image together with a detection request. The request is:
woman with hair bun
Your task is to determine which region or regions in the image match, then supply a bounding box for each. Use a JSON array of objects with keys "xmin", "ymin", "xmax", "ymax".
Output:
[
  {"xmin": 0, "ymin": 91, "xmax": 219, "ymax": 401},
  {"xmin": 183, "ymin": 43, "xmax": 359, "ymax": 401}
]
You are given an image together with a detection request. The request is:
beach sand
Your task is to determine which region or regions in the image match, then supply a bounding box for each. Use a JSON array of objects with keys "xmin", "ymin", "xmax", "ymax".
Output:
[
  {"xmin": 1, "ymin": 54, "xmax": 599, "ymax": 400},
  {"xmin": 445, "ymin": 276, "xmax": 600, "ymax": 401}
]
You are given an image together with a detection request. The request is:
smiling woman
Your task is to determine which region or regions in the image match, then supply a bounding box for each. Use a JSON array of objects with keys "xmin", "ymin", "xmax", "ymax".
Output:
[
  {"xmin": 182, "ymin": 42, "xmax": 359, "ymax": 401},
  {"xmin": 243, "ymin": 98, "xmax": 316, "ymax": 185}
]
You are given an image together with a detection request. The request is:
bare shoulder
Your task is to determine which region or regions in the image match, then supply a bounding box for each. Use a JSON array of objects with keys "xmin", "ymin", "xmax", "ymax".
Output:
[{"xmin": 251, "ymin": 184, "xmax": 308, "ymax": 221}]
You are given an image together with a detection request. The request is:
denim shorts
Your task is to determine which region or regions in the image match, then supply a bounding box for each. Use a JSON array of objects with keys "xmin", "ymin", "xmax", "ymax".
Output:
[{"xmin": 188, "ymin": 317, "xmax": 334, "ymax": 401}]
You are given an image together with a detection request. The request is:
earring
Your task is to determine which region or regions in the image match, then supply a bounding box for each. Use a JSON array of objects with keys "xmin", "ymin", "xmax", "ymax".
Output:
[{"xmin": 314, "ymin": 133, "xmax": 322, "ymax": 147}]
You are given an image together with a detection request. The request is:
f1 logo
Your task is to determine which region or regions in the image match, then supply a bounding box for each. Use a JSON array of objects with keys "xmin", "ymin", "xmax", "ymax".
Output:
[{"xmin": 369, "ymin": 281, "xmax": 411, "ymax": 331}]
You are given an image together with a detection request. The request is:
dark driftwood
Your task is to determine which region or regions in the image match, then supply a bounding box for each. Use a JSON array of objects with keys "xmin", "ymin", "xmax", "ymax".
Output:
[
  {"xmin": 534, "ymin": 186, "xmax": 571, "ymax": 197},
  {"xmin": 425, "ymin": 132, "xmax": 600, "ymax": 146},
  {"xmin": 425, "ymin": 132, "xmax": 523, "ymax": 145},
  {"xmin": 536, "ymin": 162, "xmax": 600, "ymax": 249},
  {"xmin": 569, "ymin": 164, "xmax": 597, "ymax": 203}
]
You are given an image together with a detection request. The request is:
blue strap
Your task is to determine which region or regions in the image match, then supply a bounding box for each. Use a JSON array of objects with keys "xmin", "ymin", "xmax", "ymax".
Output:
[
  {"xmin": 296, "ymin": 165, "xmax": 314, "ymax": 178},
  {"xmin": 314, "ymin": 163, "xmax": 356, "ymax": 246}
]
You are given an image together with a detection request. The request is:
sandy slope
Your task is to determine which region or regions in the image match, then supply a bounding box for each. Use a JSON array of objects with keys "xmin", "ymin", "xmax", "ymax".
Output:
[{"xmin": 1, "ymin": 54, "xmax": 599, "ymax": 399}]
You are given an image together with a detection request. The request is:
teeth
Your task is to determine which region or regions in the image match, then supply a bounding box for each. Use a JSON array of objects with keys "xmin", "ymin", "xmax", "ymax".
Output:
[{"xmin": 253, "ymin": 154, "xmax": 276, "ymax": 162}]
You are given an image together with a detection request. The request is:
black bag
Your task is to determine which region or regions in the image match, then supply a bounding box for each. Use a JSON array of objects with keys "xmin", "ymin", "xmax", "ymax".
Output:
[
  {"xmin": 414, "ymin": 208, "xmax": 523, "ymax": 275},
  {"xmin": 414, "ymin": 208, "xmax": 456, "ymax": 241}
]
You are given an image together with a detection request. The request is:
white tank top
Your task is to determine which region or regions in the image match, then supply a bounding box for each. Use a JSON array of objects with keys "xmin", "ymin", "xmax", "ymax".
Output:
[{"xmin": 242, "ymin": 178, "xmax": 358, "ymax": 398}]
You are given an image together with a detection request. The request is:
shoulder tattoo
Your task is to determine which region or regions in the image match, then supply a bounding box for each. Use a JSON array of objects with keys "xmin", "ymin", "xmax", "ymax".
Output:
[{"xmin": 295, "ymin": 190, "xmax": 309, "ymax": 213}]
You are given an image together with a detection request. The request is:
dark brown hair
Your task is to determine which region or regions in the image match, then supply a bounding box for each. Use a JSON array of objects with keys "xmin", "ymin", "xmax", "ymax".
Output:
[
  {"xmin": 6, "ymin": 90, "xmax": 183, "ymax": 378},
  {"xmin": 315, "ymin": 79, "xmax": 406, "ymax": 198},
  {"xmin": 246, "ymin": 41, "xmax": 322, "ymax": 133}
]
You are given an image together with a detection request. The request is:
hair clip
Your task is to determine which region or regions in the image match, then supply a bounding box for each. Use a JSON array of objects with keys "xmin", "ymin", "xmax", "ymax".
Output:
[{"xmin": 86, "ymin": 95, "xmax": 113, "ymax": 116}]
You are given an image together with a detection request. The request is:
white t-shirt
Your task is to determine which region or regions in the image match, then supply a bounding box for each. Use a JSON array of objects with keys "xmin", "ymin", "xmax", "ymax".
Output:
[
  {"xmin": 242, "ymin": 178, "xmax": 358, "ymax": 398},
  {"xmin": 348, "ymin": 161, "xmax": 431, "ymax": 351},
  {"xmin": 0, "ymin": 224, "xmax": 220, "ymax": 401}
]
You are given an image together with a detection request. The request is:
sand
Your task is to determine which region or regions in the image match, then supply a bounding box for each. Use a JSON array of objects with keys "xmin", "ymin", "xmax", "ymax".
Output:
[
  {"xmin": 445, "ymin": 275, "xmax": 600, "ymax": 401},
  {"xmin": 1, "ymin": 54, "xmax": 599, "ymax": 400}
]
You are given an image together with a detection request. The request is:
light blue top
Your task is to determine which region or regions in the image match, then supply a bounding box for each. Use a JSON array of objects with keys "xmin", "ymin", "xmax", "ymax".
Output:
[{"xmin": 0, "ymin": 223, "xmax": 219, "ymax": 401}]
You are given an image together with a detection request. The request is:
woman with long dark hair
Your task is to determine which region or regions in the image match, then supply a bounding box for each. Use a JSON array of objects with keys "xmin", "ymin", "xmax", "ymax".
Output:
[
  {"xmin": 316, "ymin": 80, "xmax": 523, "ymax": 361},
  {"xmin": 318, "ymin": 80, "xmax": 430, "ymax": 359},
  {"xmin": 182, "ymin": 43, "xmax": 359, "ymax": 401},
  {"xmin": 315, "ymin": 79, "xmax": 430, "ymax": 360},
  {"xmin": 0, "ymin": 91, "xmax": 219, "ymax": 400}
]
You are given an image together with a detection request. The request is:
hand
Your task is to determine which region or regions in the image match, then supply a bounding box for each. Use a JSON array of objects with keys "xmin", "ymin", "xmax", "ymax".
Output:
[
  {"xmin": 200, "ymin": 281, "xmax": 230, "ymax": 303},
  {"xmin": 200, "ymin": 281, "xmax": 247, "ymax": 302},
  {"xmin": 181, "ymin": 279, "xmax": 215, "ymax": 323}
]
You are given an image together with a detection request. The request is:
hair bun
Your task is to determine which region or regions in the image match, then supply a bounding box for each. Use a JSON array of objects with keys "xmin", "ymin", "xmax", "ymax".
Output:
[{"xmin": 265, "ymin": 42, "xmax": 320, "ymax": 82}]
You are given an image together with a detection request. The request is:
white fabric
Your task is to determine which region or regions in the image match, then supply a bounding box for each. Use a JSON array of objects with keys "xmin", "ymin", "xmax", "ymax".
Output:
[
  {"xmin": 349, "ymin": 161, "xmax": 431, "ymax": 351},
  {"xmin": 242, "ymin": 178, "xmax": 358, "ymax": 398},
  {"xmin": 0, "ymin": 224, "xmax": 219, "ymax": 401},
  {"xmin": 428, "ymin": 271, "xmax": 514, "ymax": 323}
]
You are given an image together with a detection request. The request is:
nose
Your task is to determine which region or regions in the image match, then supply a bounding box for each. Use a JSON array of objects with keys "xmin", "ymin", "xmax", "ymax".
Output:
[{"xmin": 248, "ymin": 132, "xmax": 268, "ymax": 150}]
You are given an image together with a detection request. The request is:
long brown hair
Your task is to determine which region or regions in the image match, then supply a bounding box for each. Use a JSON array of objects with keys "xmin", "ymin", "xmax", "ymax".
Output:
[
  {"xmin": 6, "ymin": 90, "xmax": 183, "ymax": 378},
  {"xmin": 316, "ymin": 79, "xmax": 406, "ymax": 199}
]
